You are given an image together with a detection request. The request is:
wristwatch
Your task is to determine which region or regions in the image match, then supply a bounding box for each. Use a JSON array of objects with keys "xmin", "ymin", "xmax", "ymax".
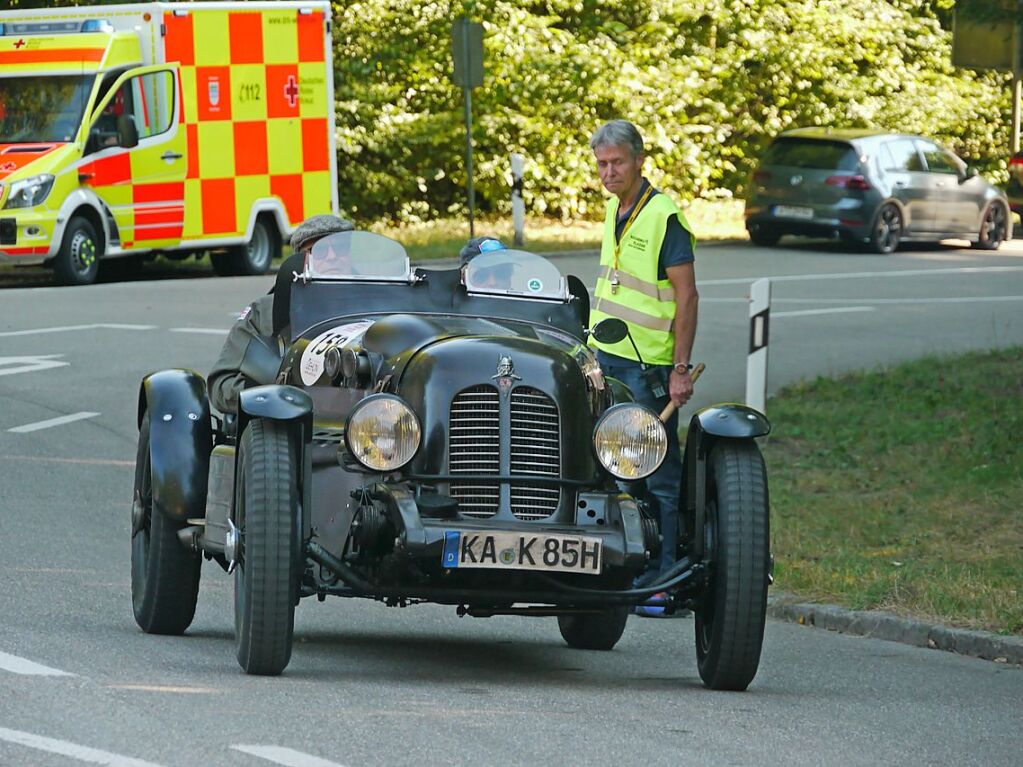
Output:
[{"xmin": 672, "ymin": 362, "xmax": 693, "ymax": 374}]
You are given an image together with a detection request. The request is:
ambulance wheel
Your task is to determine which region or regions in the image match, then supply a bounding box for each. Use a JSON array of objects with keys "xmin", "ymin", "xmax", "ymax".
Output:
[
  {"xmin": 55, "ymin": 216, "xmax": 101, "ymax": 286},
  {"xmin": 214, "ymin": 218, "xmax": 280, "ymax": 276}
]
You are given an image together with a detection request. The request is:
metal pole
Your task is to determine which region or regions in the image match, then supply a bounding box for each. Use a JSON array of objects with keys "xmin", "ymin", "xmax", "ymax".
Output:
[
  {"xmin": 745, "ymin": 278, "xmax": 771, "ymax": 415},
  {"xmin": 511, "ymin": 153, "xmax": 525, "ymax": 246},
  {"xmin": 461, "ymin": 23, "xmax": 475, "ymax": 238}
]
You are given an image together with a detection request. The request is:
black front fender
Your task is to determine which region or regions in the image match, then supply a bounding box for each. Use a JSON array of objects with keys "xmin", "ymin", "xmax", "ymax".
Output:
[
  {"xmin": 138, "ymin": 369, "xmax": 212, "ymax": 524},
  {"xmin": 237, "ymin": 384, "xmax": 313, "ymax": 435},
  {"xmin": 682, "ymin": 403, "xmax": 770, "ymax": 562}
]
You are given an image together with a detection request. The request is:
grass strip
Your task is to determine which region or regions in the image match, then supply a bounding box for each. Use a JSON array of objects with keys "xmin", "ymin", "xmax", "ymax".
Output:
[{"xmin": 762, "ymin": 347, "xmax": 1023, "ymax": 635}]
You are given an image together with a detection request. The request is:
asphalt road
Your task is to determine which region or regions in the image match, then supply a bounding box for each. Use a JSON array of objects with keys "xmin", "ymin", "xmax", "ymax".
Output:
[{"xmin": 0, "ymin": 239, "xmax": 1021, "ymax": 766}]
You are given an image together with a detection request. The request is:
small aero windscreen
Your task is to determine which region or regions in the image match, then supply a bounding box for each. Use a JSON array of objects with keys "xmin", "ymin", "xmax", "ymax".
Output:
[
  {"xmin": 304, "ymin": 231, "xmax": 411, "ymax": 282},
  {"xmin": 464, "ymin": 250, "xmax": 567, "ymax": 300}
]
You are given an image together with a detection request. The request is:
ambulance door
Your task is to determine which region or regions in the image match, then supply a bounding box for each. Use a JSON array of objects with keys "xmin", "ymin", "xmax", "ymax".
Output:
[{"xmin": 81, "ymin": 65, "xmax": 185, "ymax": 251}]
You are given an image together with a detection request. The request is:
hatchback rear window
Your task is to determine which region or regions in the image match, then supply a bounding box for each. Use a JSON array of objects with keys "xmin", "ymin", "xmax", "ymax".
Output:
[{"xmin": 760, "ymin": 138, "xmax": 859, "ymax": 171}]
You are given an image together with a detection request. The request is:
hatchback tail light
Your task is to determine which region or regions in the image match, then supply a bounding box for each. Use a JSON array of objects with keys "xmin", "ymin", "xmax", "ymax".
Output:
[
  {"xmin": 752, "ymin": 170, "xmax": 771, "ymax": 184},
  {"xmin": 825, "ymin": 174, "xmax": 871, "ymax": 191}
]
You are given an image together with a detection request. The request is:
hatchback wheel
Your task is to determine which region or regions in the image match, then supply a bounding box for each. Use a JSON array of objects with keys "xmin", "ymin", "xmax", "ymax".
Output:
[
  {"xmin": 972, "ymin": 203, "xmax": 1008, "ymax": 250},
  {"xmin": 868, "ymin": 203, "xmax": 902, "ymax": 254}
]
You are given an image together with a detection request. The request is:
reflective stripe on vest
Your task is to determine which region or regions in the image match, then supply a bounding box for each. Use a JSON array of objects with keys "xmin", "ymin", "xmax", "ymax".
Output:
[{"xmin": 596, "ymin": 264, "xmax": 674, "ymax": 302}]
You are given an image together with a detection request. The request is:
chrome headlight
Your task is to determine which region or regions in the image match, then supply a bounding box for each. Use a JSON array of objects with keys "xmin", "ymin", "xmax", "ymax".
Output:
[
  {"xmin": 3, "ymin": 174, "xmax": 55, "ymax": 209},
  {"xmin": 593, "ymin": 403, "xmax": 668, "ymax": 480},
  {"xmin": 345, "ymin": 394, "xmax": 421, "ymax": 472}
]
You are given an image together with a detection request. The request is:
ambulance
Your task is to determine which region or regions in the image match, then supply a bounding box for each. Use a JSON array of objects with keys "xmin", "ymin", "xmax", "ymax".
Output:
[{"xmin": 0, "ymin": 1, "xmax": 337, "ymax": 285}]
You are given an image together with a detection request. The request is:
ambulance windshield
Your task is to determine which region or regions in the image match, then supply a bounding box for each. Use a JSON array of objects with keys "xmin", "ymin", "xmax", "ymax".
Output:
[{"xmin": 0, "ymin": 75, "xmax": 94, "ymax": 143}]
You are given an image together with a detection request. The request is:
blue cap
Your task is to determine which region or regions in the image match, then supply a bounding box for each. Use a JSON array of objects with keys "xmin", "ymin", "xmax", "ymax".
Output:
[{"xmin": 459, "ymin": 236, "xmax": 507, "ymax": 266}]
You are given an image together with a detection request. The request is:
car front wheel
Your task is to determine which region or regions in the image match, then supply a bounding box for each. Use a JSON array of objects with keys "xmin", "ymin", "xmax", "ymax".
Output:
[
  {"xmin": 234, "ymin": 418, "xmax": 300, "ymax": 676},
  {"xmin": 131, "ymin": 412, "xmax": 201, "ymax": 634},
  {"xmin": 694, "ymin": 439, "xmax": 770, "ymax": 691},
  {"xmin": 868, "ymin": 203, "xmax": 902, "ymax": 254},
  {"xmin": 973, "ymin": 203, "xmax": 1009, "ymax": 250}
]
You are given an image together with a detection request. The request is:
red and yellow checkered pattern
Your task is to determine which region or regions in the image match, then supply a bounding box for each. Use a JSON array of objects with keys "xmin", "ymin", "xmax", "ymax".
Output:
[{"xmin": 163, "ymin": 6, "xmax": 333, "ymax": 240}]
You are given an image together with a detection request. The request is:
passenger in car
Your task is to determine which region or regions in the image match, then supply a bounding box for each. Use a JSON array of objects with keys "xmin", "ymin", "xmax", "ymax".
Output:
[
  {"xmin": 207, "ymin": 214, "xmax": 354, "ymax": 413},
  {"xmin": 459, "ymin": 236, "xmax": 508, "ymax": 287}
]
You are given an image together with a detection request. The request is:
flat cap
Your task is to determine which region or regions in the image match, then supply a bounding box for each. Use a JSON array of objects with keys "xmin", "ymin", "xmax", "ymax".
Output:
[
  {"xmin": 290, "ymin": 214, "xmax": 355, "ymax": 251},
  {"xmin": 458, "ymin": 236, "xmax": 507, "ymax": 267}
]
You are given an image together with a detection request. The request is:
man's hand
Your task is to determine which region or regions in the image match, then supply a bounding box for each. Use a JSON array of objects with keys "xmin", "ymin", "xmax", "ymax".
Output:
[{"xmin": 669, "ymin": 368, "xmax": 693, "ymax": 406}]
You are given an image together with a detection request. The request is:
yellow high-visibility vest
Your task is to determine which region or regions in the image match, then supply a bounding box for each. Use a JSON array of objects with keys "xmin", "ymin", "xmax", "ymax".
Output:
[{"xmin": 589, "ymin": 192, "xmax": 695, "ymax": 365}]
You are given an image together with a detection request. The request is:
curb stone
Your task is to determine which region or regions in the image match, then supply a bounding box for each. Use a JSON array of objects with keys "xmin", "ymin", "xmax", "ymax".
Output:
[{"xmin": 767, "ymin": 593, "xmax": 1023, "ymax": 666}]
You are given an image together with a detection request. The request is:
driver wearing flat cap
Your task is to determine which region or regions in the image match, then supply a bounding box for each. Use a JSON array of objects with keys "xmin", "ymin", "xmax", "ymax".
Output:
[{"xmin": 207, "ymin": 214, "xmax": 354, "ymax": 413}]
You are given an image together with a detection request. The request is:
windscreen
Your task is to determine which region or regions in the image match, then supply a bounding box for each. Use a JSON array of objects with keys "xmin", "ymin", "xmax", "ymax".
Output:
[
  {"xmin": 761, "ymin": 138, "xmax": 859, "ymax": 171},
  {"xmin": 304, "ymin": 231, "xmax": 411, "ymax": 282},
  {"xmin": 464, "ymin": 250, "xmax": 568, "ymax": 300},
  {"xmin": 0, "ymin": 75, "xmax": 95, "ymax": 143}
]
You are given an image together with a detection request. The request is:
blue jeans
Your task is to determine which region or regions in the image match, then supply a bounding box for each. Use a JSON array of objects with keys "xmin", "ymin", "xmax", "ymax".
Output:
[{"xmin": 597, "ymin": 351, "xmax": 682, "ymax": 581}]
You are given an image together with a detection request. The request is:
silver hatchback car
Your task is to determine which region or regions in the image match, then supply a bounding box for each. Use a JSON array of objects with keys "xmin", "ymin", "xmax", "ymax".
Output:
[{"xmin": 745, "ymin": 128, "xmax": 1013, "ymax": 253}]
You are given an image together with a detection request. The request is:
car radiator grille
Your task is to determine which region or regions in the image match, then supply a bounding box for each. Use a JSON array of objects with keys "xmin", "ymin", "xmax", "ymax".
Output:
[{"xmin": 449, "ymin": 385, "xmax": 561, "ymax": 521}]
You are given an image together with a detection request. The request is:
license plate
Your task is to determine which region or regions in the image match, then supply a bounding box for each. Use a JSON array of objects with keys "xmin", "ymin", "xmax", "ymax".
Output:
[
  {"xmin": 774, "ymin": 205, "xmax": 813, "ymax": 220},
  {"xmin": 442, "ymin": 531, "xmax": 602, "ymax": 575}
]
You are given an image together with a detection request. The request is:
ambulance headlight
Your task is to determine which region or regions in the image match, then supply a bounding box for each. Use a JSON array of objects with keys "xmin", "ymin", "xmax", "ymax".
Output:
[
  {"xmin": 593, "ymin": 404, "xmax": 668, "ymax": 480},
  {"xmin": 344, "ymin": 394, "xmax": 421, "ymax": 472},
  {"xmin": 4, "ymin": 175, "xmax": 55, "ymax": 209}
]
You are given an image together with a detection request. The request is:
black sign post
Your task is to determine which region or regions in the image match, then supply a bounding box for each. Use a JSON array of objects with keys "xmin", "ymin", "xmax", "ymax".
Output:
[{"xmin": 451, "ymin": 17, "xmax": 483, "ymax": 237}]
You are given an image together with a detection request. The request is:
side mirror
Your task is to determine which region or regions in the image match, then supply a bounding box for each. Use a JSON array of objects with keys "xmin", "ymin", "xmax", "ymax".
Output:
[
  {"xmin": 117, "ymin": 114, "xmax": 138, "ymax": 148},
  {"xmin": 589, "ymin": 317, "xmax": 628, "ymax": 345},
  {"xmin": 960, "ymin": 166, "xmax": 978, "ymax": 183}
]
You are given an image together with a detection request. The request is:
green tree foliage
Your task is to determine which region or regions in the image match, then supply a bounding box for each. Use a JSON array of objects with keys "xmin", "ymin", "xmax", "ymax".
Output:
[{"xmin": 333, "ymin": 0, "xmax": 1014, "ymax": 221}]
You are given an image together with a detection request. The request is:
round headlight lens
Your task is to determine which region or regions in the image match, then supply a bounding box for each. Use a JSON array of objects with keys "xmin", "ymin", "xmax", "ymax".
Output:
[
  {"xmin": 345, "ymin": 395, "xmax": 421, "ymax": 472},
  {"xmin": 593, "ymin": 404, "xmax": 668, "ymax": 480}
]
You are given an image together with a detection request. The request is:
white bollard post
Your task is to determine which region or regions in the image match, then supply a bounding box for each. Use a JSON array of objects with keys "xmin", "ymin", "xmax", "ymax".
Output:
[
  {"xmin": 746, "ymin": 277, "xmax": 771, "ymax": 415},
  {"xmin": 511, "ymin": 153, "xmax": 525, "ymax": 247}
]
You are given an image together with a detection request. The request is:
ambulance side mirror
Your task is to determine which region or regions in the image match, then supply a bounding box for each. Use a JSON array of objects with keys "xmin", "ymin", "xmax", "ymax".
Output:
[{"xmin": 117, "ymin": 115, "xmax": 138, "ymax": 149}]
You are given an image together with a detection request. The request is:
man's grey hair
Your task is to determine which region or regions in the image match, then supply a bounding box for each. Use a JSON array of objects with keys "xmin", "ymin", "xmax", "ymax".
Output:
[{"xmin": 590, "ymin": 120, "xmax": 644, "ymax": 157}]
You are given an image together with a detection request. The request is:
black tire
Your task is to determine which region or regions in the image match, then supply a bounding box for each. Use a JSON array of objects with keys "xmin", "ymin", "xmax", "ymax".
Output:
[
  {"xmin": 868, "ymin": 203, "xmax": 902, "ymax": 254},
  {"xmin": 695, "ymin": 439, "xmax": 769, "ymax": 691},
  {"xmin": 54, "ymin": 216, "xmax": 101, "ymax": 286},
  {"xmin": 212, "ymin": 217, "xmax": 280, "ymax": 276},
  {"xmin": 972, "ymin": 203, "xmax": 1009, "ymax": 250},
  {"xmin": 131, "ymin": 412, "xmax": 201, "ymax": 634},
  {"xmin": 234, "ymin": 419, "xmax": 300, "ymax": 676},
  {"xmin": 558, "ymin": 607, "xmax": 629, "ymax": 651},
  {"xmin": 747, "ymin": 225, "xmax": 781, "ymax": 247}
]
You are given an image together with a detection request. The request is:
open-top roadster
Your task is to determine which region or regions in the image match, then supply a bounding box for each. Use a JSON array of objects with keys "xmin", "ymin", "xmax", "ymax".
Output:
[{"xmin": 131, "ymin": 232, "xmax": 771, "ymax": 689}]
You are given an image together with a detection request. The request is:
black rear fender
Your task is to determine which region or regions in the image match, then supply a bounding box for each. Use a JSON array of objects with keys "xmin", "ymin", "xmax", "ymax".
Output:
[{"xmin": 137, "ymin": 369, "xmax": 212, "ymax": 524}]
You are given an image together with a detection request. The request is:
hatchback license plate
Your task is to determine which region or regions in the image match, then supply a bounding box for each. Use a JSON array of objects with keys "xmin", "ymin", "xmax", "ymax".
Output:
[
  {"xmin": 442, "ymin": 531, "xmax": 602, "ymax": 575},
  {"xmin": 774, "ymin": 205, "xmax": 813, "ymax": 220}
]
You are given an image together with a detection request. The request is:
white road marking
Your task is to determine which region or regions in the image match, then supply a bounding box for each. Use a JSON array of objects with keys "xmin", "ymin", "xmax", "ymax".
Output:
[
  {"xmin": 231, "ymin": 745, "xmax": 348, "ymax": 767},
  {"xmin": 698, "ymin": 265, "xmax": 1023, "ymax": 286},
  {"xmin": 8, "ymin": 412, "xmax": 100, "ymax": 433},
  {"xmin": 0, "ymin": 650, "xmax": 74, "ymax": 676},
  {"xmin": 0, "ymin": 727, "xmax": 161, "ymax": 766},
  {"xmin": 773, "ymin": 306, "xmax": 876, "ymax": 318},
  {"xmin": 0, "ymin": 323, "xmax": 155, "ymax": 337},
  {"xmin": 168, "ymin": 327, "xmax": 228, "ymax": 335},
  {"xmin": 0, "ymin": 354, "xmax": 68, "ymax": 377}
]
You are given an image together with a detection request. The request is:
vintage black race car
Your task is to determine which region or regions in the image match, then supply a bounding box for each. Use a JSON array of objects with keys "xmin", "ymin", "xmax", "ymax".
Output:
[{"xmin": 130, "ymin": 231, "xmax": 772, "ymax": 690}]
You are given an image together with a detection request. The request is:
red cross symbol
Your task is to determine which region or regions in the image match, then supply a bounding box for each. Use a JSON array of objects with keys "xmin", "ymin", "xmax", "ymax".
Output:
[
  {"xmin": 283, "ymin": 75, "xmax": 299, "ymax": 108},
  {"xmin": 13, "ymin": 39, "xmax": 26, "ymax": 49}
]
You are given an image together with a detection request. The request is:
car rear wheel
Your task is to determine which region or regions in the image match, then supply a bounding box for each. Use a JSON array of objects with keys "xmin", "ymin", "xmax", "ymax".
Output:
[
  {"xmin": 868, "ymin": 203, "xmax": 902, "ymax": 254},
  {"xmin": 212, "ymin": 216, "xmax": 280, "ymax": 276},
  {"xmin": 972, "ymin": 203, "xmax": 1009, "ymax": 250},
  {"xmin": 234, "ymin": 419, "xmax": 300, "ymax": 676},
  {"xmin": 131, "ymin": 412, "xmax": 201, "ymax": 634},
  {"xmin": 694, "ymin": 439, "xmax": 769, "ymax": 691},
  {"xmin": 558, "ymin": 607, "xmax": 629, "ymax": 651},
  {"xmin": 747, "ymin": 224, "xmax": 781, "ymax": 247},
  {"xmin": 54, "ymin": 216, "xmax": 101, "ymax": 286}
]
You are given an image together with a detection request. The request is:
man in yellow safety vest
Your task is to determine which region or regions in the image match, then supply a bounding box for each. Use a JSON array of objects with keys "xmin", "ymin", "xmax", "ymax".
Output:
[{"xmin": 587, "ymin": 120, "xmax": 699, "ymax": 608}]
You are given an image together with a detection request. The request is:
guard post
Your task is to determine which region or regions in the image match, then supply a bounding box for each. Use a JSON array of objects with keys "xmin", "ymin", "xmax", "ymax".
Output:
[{"xmin": 746, "ymin": 278, "xmax": 771, "ymax": 415}]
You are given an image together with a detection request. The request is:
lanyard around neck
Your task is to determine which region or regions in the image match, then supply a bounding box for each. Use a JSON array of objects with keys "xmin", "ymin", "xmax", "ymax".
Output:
[{"xmin": 612, "ymin": 184, "xmax": 654, "ymax": 278}]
